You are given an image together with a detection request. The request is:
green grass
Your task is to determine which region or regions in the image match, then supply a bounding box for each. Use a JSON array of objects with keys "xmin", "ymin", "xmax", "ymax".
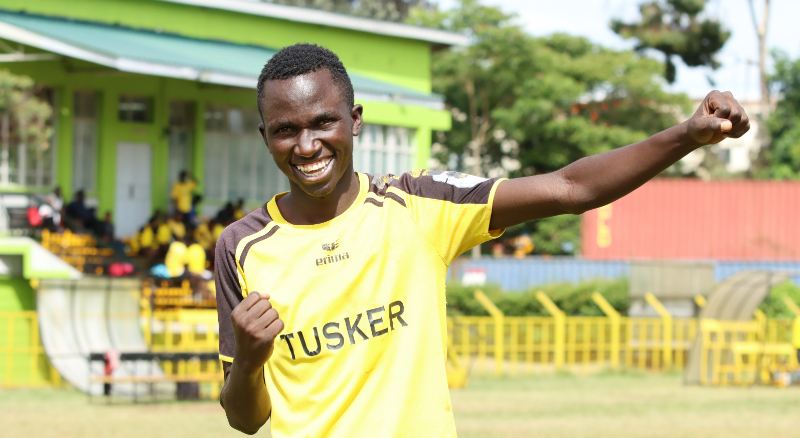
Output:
[{"xmin": 2, "ymin": 373, "xmax": 799, "ymax": 438}]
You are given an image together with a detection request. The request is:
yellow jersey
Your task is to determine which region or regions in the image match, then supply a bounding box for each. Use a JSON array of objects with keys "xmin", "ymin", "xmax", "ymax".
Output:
[
  {"xmin": 194, "ymin": 223, "xmax": 214, "ymax": 250},
  {"xmin": 165, "ymin": 241, "xmax": 187, "ymax": 277},
  {"xmin": 186, "ymin": 243, "xmax": 206, "ymax": 274},
  {"xmin": 171, "ymin": 180, "xmax": 197, "ymax": 214},
  {"xmin": 215, "ymin": 171, "xmax": 504, "ymax": 438},
  {"xmin": 157, "ymin": 223, "xmax": 173, "ymax": 245},
  {"xmin": 140, "ymin": 226, "xmax": 156, "ymax": 249},
  {"xmin": 168, "ymin": 219, "xmax": 186, "ymax": 240}
]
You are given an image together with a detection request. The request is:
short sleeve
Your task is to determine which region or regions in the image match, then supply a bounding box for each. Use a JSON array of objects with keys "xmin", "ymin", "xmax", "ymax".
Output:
[
  {"xmin": 390, "ymin": 170, "xmax": 506, "ymax": 265},
  {"xmin": 215, "ymin": 228, "xmax": 246, "ymax": 362}
]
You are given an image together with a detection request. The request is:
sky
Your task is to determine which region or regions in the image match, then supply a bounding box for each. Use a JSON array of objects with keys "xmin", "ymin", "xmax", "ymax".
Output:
[{"xmin": 437, "ymin": 0, "xmax": 800, "ymax": 101}]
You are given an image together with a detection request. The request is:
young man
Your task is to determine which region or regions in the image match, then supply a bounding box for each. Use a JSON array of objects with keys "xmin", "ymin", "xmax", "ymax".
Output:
[
  {"xmin": 216, "ymin": 44, "xmax": 749, "ymax": 437},
  {"xmin": 171, "ymin": 170, "xmax": 196, "ymax": 224}
]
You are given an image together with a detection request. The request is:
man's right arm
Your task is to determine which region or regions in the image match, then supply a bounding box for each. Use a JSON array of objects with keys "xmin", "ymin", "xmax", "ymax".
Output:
[
  {"xmin": 215, "ymin": 228, "xmax": 284, "ymax": 434},
  {"xmin": 220, "ymin": 292, "xmax": 283, "ymax": 434}
]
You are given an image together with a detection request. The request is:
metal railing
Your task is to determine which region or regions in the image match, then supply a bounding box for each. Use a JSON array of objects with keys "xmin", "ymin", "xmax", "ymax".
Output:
[
  {"xmin": 445, "ymin": 291, "xmax": 799, "ymax": 386},
  {"xmin": 0, "ymin": 311, "xmax": 60, "ymax": 387},
  {"xmin": 3, "ymin": 291, "xmax": 798, "ymax": 389}
]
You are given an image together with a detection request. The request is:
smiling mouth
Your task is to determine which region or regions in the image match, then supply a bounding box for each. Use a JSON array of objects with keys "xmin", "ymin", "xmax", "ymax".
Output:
[{"xmin": 294, "ymin": 157, "xmax": 333, "ymax": 178}]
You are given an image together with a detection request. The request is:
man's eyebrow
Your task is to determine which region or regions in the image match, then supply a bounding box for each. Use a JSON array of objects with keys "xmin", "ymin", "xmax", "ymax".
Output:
[
  {"xmin": 309, "ymin": 112, "xmax": 339, "ymax": 123},
  {"xmin": 269, "ymin": 120, "xmax": 294, "ymax": 130}
]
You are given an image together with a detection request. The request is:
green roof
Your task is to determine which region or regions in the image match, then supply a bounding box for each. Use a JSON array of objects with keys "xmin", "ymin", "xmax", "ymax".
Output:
[{"xmin": 0, "ymin": 11, "xmax": 443, "ymax": 107}]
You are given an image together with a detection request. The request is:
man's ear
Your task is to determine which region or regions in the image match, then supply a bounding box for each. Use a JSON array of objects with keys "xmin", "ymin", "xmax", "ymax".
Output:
[
  {"xmin": 351, "ymin": 104, "xmax": 364, "ymax": 136},
  {"xmin": 258, "ymin": 123, "xmax": 272, "ymax": 155}
]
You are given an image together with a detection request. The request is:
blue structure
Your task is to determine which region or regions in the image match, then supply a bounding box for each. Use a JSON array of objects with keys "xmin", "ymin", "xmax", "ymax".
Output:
[{"xmin": 449, "ymin": 257, "xmax": 800, "ymax": 291}]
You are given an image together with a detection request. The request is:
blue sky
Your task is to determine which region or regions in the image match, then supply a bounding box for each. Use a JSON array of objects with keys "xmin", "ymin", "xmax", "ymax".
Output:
[{"xmin": 437, "ymin": 0, "xmax": 799, "ymax": 101}]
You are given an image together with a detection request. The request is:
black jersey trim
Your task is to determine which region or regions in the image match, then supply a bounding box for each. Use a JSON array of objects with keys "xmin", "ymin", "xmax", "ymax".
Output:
[
  {"xmin": 384, "ymin": 191, "xmax": 407, "ymax": 207},
  {"xmin": 364, "ymin": 197, "xmax": 384, "ymax": 207},
  {"xmin": 239, "ymin": 225, "xmax": 279, "ymax": 268}
]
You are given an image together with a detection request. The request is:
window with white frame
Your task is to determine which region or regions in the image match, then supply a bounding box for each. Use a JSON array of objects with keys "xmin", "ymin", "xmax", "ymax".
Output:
[
  {"xmin": 72, "ymin": 91, "xmax": 98, "ymax": 192},
  {"xmin": 353, "ymin": 124, "xmax": 416, "ymax": 175},
  {"xmin": 0, "ymin": 89, "xmax": 56, "ymax": 187},
  {"xmin": 203, "ymin": 106, "xmax": 288, "ymax": 203},
  {"xmin": 168, "ymin": 101, "xmax": 194, "ymax": 191}
]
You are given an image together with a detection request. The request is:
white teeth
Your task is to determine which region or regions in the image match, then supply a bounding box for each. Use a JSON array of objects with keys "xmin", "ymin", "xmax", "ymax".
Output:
[{"xmin": 296, "ymin": 157, "xmax": 332, "ymax": 177}]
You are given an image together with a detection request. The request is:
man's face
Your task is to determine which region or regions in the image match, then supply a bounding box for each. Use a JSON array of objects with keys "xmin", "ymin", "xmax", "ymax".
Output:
[{"xmin": 259, "ymin": 69, "xmax": 362, "ymax": 198}]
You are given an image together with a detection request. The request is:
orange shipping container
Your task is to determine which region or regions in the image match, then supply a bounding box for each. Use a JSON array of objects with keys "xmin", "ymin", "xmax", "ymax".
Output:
[{"xmin": 581, "ymin": 179, "xmax": 800, "ymax": 260}]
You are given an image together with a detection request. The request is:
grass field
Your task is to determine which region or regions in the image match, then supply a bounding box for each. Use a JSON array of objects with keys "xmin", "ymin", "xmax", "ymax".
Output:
[{"xmin": 2, "ymin": 372, "xmax": 799, "ymax": 438}]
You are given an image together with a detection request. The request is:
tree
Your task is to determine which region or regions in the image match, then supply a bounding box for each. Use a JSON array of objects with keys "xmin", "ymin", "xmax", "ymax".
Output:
[
  {"xmin": 611, "ymin": 0, "xmax": 730, "ymax": 84},
  {"xmin": 261, "ymin": 0, "xmax": 432, "ymax": 22},
  {"xmin": 759, "ymin": 50, "xmax": 800, "ymax": 179},
  {"xmin": 748, "ymin": 0, "xmax": 771, "ymax": 121},
  {"xmin": 409, "ymin": 0, "xmax": 689, "ymax": 255},
  {"xmin": 0, "ymin": 70, "xmax": 53, "ymax": 182}
]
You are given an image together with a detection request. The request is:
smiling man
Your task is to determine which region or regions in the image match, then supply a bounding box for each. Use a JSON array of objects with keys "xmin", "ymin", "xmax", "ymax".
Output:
[{"xmin": 215, "ymin": 44, "xmax": 749, "ymax": 437}]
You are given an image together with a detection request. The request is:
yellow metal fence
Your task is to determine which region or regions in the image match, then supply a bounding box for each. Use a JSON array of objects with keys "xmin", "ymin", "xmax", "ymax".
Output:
[
  {"xmin": 0, "ymin": 311, "xmax": 60, "ymax": 387},
  {"xmin": 3, "ymin": 291, "xmax": 798, "ymax": 389}
]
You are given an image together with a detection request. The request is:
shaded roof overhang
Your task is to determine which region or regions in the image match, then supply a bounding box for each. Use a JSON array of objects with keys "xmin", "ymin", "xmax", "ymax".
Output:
[{"xmin": 0, "ymin": 11, "xmax": 445, "ymax": 110}]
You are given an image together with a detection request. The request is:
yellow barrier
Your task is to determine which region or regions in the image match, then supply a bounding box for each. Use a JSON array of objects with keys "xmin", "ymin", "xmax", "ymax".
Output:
[
  {"xmin": 699, "ymin": 318, "xmax": 797, "ymax": 386},
  {"xmin": 0, "ymin": 311, "xmax": 58, "ymax": 388}
]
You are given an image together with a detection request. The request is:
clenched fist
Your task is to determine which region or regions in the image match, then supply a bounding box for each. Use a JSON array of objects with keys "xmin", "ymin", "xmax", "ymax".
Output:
[
  {"xmin": 687, "ymin": 90, "xmax": 750, "ymax": 146},
  {"xmin": 231, "ymin": 292, "xmax": 285, "ymax": 374}
]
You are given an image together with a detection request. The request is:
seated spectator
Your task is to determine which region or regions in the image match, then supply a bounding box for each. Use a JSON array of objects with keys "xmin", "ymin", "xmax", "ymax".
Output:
[
  {"xmin": 168, "ymin": 212, "xmax": 186, "ymax": 240},
  {"xmin": 42, "ymin": 186, "xmax": 63, "ymax": 231},
  {"xmin": 65, "ymin": 190, "xmax": 99, "ymax": 231},
  {"xmin": 186, "ymin": 241, "xmax": 207, "ymax": 275},
  {"xmin": 138, "ymin": 219, "xmax": 158, "ymax": 258},
  {"xmin": 164, "ymin": 240, "xmax": 188, "ymax": 278},
  {"xmin": 233, "ymin": 199, "xmax": 246, "ymax": 220},
  {"xmin": 215, "ymin": 202, "xmax": 234, "ymax": 224},
  {"xmin": 46, "ymin": 186, "xmax": 64, "ymax": 213},
  {"xmin": 99, "ymin": 212, "xmax": 115, "ymax": 242},
  {"xmin": 212, "ymin": 220, "xmax": 225, "ymax": 242},
  {"xmin": 194, "ymin": 219, "xmax": 214, "ymax": 251},
  {"xmin": 156, "ymin": 217, "xmax": 172, "ymax": 247}
]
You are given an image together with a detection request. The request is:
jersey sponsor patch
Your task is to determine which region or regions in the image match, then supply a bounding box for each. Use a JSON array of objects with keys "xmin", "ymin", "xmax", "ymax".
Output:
[
  {"xmin": 278, "ymin": 300, "xmax": 408, "ymax": 360},
  {"xmin": 431, "ymin": 171, "xmax": 489, "ymax": 188}
]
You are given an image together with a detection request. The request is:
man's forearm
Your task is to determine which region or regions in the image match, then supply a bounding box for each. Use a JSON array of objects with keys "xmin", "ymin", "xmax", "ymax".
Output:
[
  {"xmin": 221, "ymin": 362, "xmax": 272, "ymax": 435},
  {"xmin": 557, "ymin": 121, "xmax": 698, "ymax": 214}
]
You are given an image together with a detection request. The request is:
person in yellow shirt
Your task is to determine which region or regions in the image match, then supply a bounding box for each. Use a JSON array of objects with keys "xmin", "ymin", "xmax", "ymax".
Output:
[
  {"xmin": 156, "ymin": 219, "xmax": 172, "ymax": 247},
  {"xmin": 167, "ymin": 213, "xmax": 186, "ymax": 240},
  {"xmin": 194, "ymin": 219, "xmax": 214, "ymax": 250},
  {"xmin": 233, "ymin": 199, "xmax": 246, "ymax": 220},
  {"xmin": 185, "ymin": 241, "xmax": 207, "ymax": 274},
  {"xmin": 171, "ymin": 171, "xmax": 196, "ymax": 223},
  {"xmin": 211, "ymin": 220, "xmax": 225, "ymax": 242},
  {"xmin": 164, "ymin": 240, "xmax": 187, "ymax": 277},
  {"xmin": 215, "ymin": 44, "xmax": 749, "ymax": 438}
]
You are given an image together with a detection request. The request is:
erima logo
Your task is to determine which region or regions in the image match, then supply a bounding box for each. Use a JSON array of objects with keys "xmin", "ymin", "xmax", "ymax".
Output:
[
  {"xmin": 321, "ymin": 240, "xmax": 340, "ymax": 252},
  {"xmin": 317, "ymin": 239, "xmax": 348, "ymax": 266},
  {"xmin": 279, "ymin": 300, "xmax": 408, "ymax": 360}
]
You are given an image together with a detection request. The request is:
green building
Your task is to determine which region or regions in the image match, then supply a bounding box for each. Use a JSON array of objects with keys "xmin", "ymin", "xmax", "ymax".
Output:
[{"xmin": 0, "ymin": 0, "xmax": 463, "ymax": 237}]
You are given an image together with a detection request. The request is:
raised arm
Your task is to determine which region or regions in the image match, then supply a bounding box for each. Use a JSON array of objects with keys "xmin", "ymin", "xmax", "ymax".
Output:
[{"xmin": 490, "ymin": 91, "xmax": 750, "ymax": 230}]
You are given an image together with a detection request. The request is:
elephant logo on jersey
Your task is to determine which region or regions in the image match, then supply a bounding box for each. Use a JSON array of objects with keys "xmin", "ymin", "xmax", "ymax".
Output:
[{"xmin": 321, "ymin": 239, "xmax": 340, "ymax": 252}]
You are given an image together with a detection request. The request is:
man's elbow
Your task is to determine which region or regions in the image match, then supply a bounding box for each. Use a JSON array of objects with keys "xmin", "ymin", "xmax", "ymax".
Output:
[
  {"xmin": 556, "ymin": 173, "xmax": 593, "ymax": 215},
  {"xmin": 226, "ymin": 414, "xmax": 267, "ymax": 435}
]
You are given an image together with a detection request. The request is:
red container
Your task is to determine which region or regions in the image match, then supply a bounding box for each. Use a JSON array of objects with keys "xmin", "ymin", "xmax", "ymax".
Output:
[{"xmin": 581, "ymin": 179, "xmax": 800, "ymax": 260}]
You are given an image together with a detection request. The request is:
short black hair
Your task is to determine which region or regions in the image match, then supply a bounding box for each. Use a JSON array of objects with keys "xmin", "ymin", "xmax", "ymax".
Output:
[{"xmin": 256, "ymin": 43, "xmax": 355, "ymax": 118}]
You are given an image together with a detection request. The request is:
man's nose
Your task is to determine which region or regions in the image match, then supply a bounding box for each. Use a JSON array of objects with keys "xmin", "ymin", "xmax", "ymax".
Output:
[{"xmin": 295, "ymin": 129, "xmax": 321, "ymax": 157}]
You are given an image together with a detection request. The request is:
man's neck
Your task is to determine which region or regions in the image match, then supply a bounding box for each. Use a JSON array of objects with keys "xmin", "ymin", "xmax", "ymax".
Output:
[{"xmin": 277, "ymin": 170, "xmax": 360, "ymax": 226}]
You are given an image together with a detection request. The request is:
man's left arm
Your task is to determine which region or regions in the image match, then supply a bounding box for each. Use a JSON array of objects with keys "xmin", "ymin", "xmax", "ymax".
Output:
[{"xmin": 490, "ymin": 91, "xmax": 750, "ymax": 230}]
